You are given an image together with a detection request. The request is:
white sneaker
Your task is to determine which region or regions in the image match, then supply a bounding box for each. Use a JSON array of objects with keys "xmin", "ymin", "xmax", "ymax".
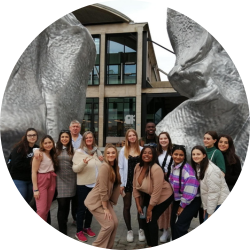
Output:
[
  {"xmin": 127, "ymin": 230, "xmax": 134, "ymax": 242},
  {"xmin": 138, "ymin": 229, "xmax": 145, "ymax": 242},
  {"xmin": 159, "ymin": 230, "xmax": 168, "ymax": 243}
]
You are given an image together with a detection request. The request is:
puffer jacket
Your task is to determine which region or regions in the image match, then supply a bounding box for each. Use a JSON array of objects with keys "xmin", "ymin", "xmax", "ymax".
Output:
[{"xmin": 197, "ymin": 161, "xmax": 229, "ymax": 215}]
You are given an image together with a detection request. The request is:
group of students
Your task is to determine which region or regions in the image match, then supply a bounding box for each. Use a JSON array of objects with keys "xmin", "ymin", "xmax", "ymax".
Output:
[
  {"xmin": 8, "ymin": 126, "xmax": 77, "ymax": 230},
  {"xmin": 7, "ymin": 120, "xmax": 242, "ymax": 248},
  {"xmin": 118, "ymin": 123, "xmax": 241, "ymax": 247}
]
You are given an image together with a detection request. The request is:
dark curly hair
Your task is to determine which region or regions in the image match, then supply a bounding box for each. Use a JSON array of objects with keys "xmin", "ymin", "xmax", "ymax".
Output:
[{"xmin": 139, "ymin": 146, "xmax": 159, "ymax": 177}]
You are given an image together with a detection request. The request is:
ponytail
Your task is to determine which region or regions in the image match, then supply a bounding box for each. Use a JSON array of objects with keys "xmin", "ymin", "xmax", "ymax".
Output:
[
  {"xmin": 165, "ymin": 157, "xmax": 173, "ymax": 182},
  {"xmin": 178, "ymin": 161, "xmax": 186, "ymax": 194}
]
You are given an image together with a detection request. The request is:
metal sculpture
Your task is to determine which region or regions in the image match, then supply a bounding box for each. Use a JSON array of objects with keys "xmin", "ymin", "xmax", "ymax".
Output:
[
  {"xmin": 156, "ymin": 8, "xmax": 249, "ymax": 163},
  {"xmin": 0, "ymin": 13, "xmax": 96, "ymax": 161}
]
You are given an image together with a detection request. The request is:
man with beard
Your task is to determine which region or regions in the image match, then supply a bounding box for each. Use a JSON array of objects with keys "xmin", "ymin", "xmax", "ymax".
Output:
[{"xmin": 139, "ymin": 122, "xmax": 158, "ymax": 147}]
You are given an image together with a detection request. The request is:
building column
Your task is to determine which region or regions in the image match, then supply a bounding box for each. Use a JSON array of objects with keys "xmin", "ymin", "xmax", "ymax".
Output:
[
  {"xmin": 136, "ymin": 27, "xmax": 143, "ymax": 138},
  {"xmin": 98, "ymin": 33, "xmax": 106, "ymax": 147}
]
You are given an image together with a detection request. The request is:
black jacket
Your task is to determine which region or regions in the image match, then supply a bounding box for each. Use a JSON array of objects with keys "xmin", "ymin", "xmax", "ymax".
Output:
[
  {"xmin": 9, "ymin": 144, "xmax": 39, "ymax": 181},
  {"xmin": 224, "ymin": 155, "xmax": 241, "ymax": 191}
]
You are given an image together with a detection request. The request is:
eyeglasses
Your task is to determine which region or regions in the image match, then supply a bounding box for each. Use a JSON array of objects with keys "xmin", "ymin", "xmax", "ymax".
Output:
[
  {"xmin": 61, "ymin": 130, "xmax": 70, "ymax": 133},
  {"xmin": 27, "ymin": 134, "xmax": 37, "ymax": 137}
]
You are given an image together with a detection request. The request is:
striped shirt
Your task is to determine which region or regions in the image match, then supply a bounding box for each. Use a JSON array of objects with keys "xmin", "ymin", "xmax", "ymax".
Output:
[{"xmin": 169, "ymin": 162, "xmax": 199, "ymax": 208}]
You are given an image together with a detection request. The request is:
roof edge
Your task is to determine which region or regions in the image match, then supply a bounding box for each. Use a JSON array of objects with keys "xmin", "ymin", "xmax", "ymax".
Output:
[{"xmin": 92, "ymin": 3, "xmax": 134, "ymax": 23}]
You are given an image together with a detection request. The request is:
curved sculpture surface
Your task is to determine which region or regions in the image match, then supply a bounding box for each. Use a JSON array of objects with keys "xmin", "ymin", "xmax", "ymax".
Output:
[
  {"xmin": 156, "ymin": 8, "xmax": 249, "ymax": 163},
  {"xmin": 0, "ymin": 13, "xmax": 96, "ymax": 161}
]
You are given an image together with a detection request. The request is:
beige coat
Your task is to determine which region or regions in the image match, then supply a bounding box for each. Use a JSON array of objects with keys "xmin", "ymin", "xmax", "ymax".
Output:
[
  {"xmin": 84, "ymin": 162, "xmax": 120, "ymax": 211},
  {"xmin": 198, "ymin": 161, "xmax": 229, "ymax": 215},
  {"xmin": 133, "ymin": 163, "xmax": 173, "ymax": 207},
  {"xmin": 72, "ymin": 149, "xmax": 102, "ymax": 185}
]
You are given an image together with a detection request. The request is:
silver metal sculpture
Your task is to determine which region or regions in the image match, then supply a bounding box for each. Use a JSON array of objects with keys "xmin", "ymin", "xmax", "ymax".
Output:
[
  {"xmin": 156, "ymin": 8, "xmax": 249, "ymax": 163},
  {"xmin": 0, "ymin": 13, "xmax": 96, "ymax": 161}
]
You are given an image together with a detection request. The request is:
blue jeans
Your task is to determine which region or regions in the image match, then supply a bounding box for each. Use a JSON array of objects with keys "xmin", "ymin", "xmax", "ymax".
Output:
[
  {"xmin": 13, "ymin": 179, "xmax": 33, "ymax": 203},
  {"xmin": 76, "ymin": 185, "xmax": 93, "ymax": 233},
  {"xmin": 204, "ymin": 205, "xmax": 221, "ymax": 221}
]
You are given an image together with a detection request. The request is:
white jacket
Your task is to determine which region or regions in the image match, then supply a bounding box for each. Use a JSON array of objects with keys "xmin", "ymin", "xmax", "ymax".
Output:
[
  {"xmin": 198, "ymin": 161, "xmax": 229, "ymax": 215},
  {"xmin": 118, "ymin": 146, "xmax": 143, "ymax": 187}
]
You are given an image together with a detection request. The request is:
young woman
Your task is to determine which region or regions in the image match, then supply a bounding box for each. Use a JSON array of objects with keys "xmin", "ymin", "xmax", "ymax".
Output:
[
  {"xmin": 203, "ymin": 131, "xmax": 226, "ymax": 174},
  {"xmin": 157, "ymin": 132, "xmax": 173, "ymax": 243},
  {"xmin": 32, "ymin": 135, "xmax": 57, "ymax": 221},
  {"xmin": 133, "ymin": 146, "xmax": 174, "ymax": 247},
  {"xmin": 72, "ymin": 131, "xmax": 103, "ymax": 242},
  {"xmin": 118, "ymin": 129, "xmax": 144, "ymax": 242},
  {"xmin": 217, "ymin": 135, "xmax": 242, "ymax": 191},
  {"xmin": 55, "ymin": 130, "xmax": 76, "ymax": 235},
  {"xmin": 166, "ymin": 145, "xmax": 200, "ymax": 240},
  {"xmin": 191, "ymin": 146, "xmax": 229, "ymax": 220},
  {"xmin": 9, "ymin": 128, "xmax": 39, "ymax": 203},
  {"xmin": 85, "ymin": 144, "xmax": 121, "ymax": 249}
]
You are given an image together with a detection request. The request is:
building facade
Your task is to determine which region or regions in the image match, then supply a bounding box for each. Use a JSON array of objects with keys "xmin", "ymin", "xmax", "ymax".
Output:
[{"xmin": 73, "ymin": 4, "xmax": 187, "ymax": 147}]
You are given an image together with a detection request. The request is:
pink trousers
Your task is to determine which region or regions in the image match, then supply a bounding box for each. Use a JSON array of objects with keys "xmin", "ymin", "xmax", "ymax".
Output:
[{"xmin": 36, "ymin": 172, "xmax": 56, "ymax": 221}]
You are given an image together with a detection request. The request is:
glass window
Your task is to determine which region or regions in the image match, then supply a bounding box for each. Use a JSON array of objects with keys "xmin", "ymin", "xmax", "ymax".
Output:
[
  {"xmin": 106, "ymin": 33, "xmax": 137, "ymax": 85},
  {"xmin": 81, "ymin": 98, "xmax": 99, "ymax": 144},
  {"xmin": 105, "ymin": 97, "xmax": 136, "ymax": 146},
  {"xmin": 144, "ymin": 95, "xmax": 188, "ymax": 125},
  {"xmin": 88, "ymin": 36, "xmax": 100, "ymax": 85}
]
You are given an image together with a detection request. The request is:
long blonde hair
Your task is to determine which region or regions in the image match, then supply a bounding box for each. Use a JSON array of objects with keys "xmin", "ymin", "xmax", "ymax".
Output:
[
  {"xmin": 124, "ymin": 129, "xmax": 140, "ymax": 159},
  {"xmin": 104, "ymin": 144, "xmax": 121, "ymax": 185}
]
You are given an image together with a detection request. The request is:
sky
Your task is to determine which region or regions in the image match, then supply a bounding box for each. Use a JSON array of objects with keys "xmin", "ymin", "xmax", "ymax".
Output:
[{"xmin": 0, "ymin": 0, "xmax": 250, "ymax": 250}]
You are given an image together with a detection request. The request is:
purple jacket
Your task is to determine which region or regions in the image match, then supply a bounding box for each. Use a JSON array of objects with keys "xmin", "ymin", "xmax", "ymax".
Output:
[{"xmin": 169, "ymin": 162, "xmax": 199, "ymax": 208}]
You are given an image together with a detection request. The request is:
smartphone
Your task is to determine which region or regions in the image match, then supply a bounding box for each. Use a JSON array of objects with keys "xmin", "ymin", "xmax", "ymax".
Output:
[{"xmin": 140, "ymin": 206, "xmax": 147, "ymax": 219}]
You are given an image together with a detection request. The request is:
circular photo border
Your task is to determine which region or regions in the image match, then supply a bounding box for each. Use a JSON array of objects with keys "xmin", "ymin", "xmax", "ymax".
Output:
[{"xmin": 0, "ymin": 0, "xmax": 249, "ymax": 250}]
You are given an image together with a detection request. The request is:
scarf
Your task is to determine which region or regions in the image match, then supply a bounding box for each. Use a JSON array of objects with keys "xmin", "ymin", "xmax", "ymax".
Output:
[{"xmin": 83, "ymin": 146, "xmax": 99, "ymax": 156}]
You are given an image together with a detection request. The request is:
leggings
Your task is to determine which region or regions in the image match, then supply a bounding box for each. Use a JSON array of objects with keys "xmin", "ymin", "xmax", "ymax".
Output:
[
  {"xmin": 141, "ymin": 194, "xmax": 174, "ymax": 247},
  {"xmin": 123, "ymin": 191, "xmax": 143, "ymax": 231},
  {"xmin": 57, "ymin": 197, "xmax": 72, "ymax": 235}
]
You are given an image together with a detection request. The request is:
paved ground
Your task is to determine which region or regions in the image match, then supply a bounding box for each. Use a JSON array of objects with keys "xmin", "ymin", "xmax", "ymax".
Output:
[{"xmin": 49, "ymin": 195, "xmax": 200, "ymax": 249}]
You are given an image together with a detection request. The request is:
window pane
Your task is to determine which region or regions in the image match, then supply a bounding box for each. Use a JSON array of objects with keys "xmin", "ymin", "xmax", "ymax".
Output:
[
  {"xmin": 106, "ymin": 33, "xmax": 137, "ymax": 85},
  {"xmin": 107, "ymin": 65, "xmax": 121, "ymax": 85},
  {"xmin": 105, "ymin": 97, "xmax": 136, "ymax": 145},
  {"xmin": 124, "ymin": 65, "xmax": 136, "ymax": 84},
  {"xmin": 108, "ymin": 40, "xmax": 124, "ymax": 54},
  {"xmin": 93, "ymin": 66, "xmax": 99, "ymax": 85},
  {"xmin": 89, "ymin": 36, "xmax": 100, "ymax": 85},
  {"xmin": 82, "ymin": 98, "xmax": 99, "ymax": 144}
]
